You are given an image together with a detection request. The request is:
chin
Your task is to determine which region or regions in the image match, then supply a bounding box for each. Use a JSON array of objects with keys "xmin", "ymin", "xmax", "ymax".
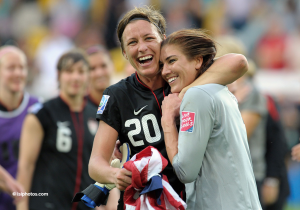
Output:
[
  {"xmin": 170, "ymin": 87, "xmax": 181, "ymax": 94},
  {"xmin": 68, "ymin": 89, "xmax": 82, "ymax": 96},
  {"xmin": 10, "ymin": 86, "xmax": 24, "ymax": 93},
  {"xmin": 138, "ymin": 67, "xmax": 159, "ymax": 77}
]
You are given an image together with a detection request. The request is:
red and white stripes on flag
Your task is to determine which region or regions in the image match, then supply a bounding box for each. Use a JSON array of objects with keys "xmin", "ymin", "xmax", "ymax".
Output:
[{"xmin": 123, "ymin": 146, "xmax": 187, "ymax": 210}]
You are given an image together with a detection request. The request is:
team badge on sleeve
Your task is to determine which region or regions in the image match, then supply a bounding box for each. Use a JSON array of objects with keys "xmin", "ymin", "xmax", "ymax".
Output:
[
  {"xmin": 180, "ymin": 111, "xmax": 195, "ymax": 133},
  {"xmin": 97, "ymin": 95, "xmax": 110, "ymax": 114}
]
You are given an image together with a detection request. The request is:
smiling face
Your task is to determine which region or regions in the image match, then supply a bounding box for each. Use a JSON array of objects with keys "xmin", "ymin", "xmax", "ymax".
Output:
[
  {"xmin": 89, "ymin": 52, "xmax": 113, "ymax": 92},
  {"xmin": 59, "ymin": 61, "xmax": 89, "ymax": 97},
  {"xmin": 160, "ymin": 44, "xmax": 202, "ymax": 93},
  {"xmin": 0, "ymin": 51, "xmax": 27, "ymax": 94},
  {"xmin": 122, "ymin": 20, "xmax": 163, "ymax": 79}
]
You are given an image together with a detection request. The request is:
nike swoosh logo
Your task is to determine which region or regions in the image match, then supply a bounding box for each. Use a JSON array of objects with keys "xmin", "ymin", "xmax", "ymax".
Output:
[{"xmin": 134, "ymin": 105, "xmax": 148, "ymax": 115}]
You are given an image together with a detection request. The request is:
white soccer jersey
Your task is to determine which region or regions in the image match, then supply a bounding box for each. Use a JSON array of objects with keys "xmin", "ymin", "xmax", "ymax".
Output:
[{"xmin": 172, "ymin": 84, "xmax": 262, "ymax": 210}]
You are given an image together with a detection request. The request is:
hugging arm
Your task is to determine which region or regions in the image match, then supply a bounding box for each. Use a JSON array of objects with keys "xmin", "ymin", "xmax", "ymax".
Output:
[
  {"xmin": 163, "ymin": 88, "xmax": 214, "ymax": 183},
  {"xmin": 179, "ymin": 53, "xmax": 248, "ymax": 99}
]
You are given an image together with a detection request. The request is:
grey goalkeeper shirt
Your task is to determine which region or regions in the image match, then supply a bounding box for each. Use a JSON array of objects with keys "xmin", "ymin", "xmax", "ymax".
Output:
[{"xmin": 172, "ymin": 84, "xmax": 262, "ymax": 210}]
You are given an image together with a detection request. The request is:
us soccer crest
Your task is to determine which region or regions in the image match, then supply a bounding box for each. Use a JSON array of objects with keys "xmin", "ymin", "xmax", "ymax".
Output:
[{"xmin": 97, "ymin": 95, "xmax": 110, "ymax": 114}]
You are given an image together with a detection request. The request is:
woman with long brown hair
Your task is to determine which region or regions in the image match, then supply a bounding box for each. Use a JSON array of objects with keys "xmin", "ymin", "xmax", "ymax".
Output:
[{"xmin": 160, "ymin": 29, "xmax": 262, "ymax": 210}]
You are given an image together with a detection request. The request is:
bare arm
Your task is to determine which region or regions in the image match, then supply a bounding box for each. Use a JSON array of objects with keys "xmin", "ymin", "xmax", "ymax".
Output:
[
  {"xmin": 292, "ymin": 143, "xmax": 300, "ymax": 162},
  {"xmin": 16, "ymin": 115, "xmax": 44, "ymax": 210},
  {"xmin": 241, "ymin": 111, "xmax": 261, "ymax": 139},
  {"xmin": 89, "ymin": 121, "xmax": 132, "ymax": 191},
  {"xmin": 161, "ymin": 94, "xmax": 181, "ymax": 164},
  {"xmin": 0, "ymin": 165, "xmax": 24, "ymax": 204},
  {"xmin": 179, "ymin": 53, "xmax": 248, "ymax": 99}
]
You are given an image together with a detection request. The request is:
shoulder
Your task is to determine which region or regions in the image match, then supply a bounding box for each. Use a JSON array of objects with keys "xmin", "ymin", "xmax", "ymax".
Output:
[
  {"xmin": 184, "ymin": 84, "xmax": 225, "ymax": 101},
  {"xmin": 195, "ymin": 84, "xmax": 226, "ymax": 96},
  {"xmin": 106, "ymin": 75, "xmax": 133, "ymax": 92},
  {"xmin": 28, "ymin": 94, "xmax": 40, "ymax": 104},
  {"xmin": 182, "ymin": 85, "xmax": 215, "ymax": 111},
  {"xmin": 28, "ymin": 97, "xmax": 60, "ymax": 115},
  {"xmin": 43, "ymin": 97, "xmax": 62, "ymax": 108}
]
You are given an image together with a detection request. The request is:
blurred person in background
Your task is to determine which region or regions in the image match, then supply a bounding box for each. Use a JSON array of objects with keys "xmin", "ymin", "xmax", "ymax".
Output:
[
  {"xmin": 292, "ymin": 142, "xmax": 300, "ymax": 161},
  {"xmin": 254, "ymin": 14, "xmax": 288, "ymax": 70},
  {"xmin": 17, "ymin": 49, "xmax": 99, "ymax": 210},
  {"xmin": 218, "ymin": 36, "xmax": 289, "ymax": 209},
  {"xmin": 218, "ymin": 39, "xmax": 268, "ymax": 206},
  {"xmin": 0, "ymin": 165, "xmax": 23, "ymax": 205},
  {"xmin": 264, "ymin": 93, "xmax": 290, "ymax": 210},
  {"xmin": 86, "ymin": 45, "xmax": 115, "ymax": 109},
  {"xmin": 85, "ymin": 45, "xmax": 120, "ymax": 210},
  {"xmin": 0, "ymin": 46, "xmax": 39, "ymax": 210},
  {"xmin": 228, "ymin": 56, "xmax": 268, "ymax": 207}
]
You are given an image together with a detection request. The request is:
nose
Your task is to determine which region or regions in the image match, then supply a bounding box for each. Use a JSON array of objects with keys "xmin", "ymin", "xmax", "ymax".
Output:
[
  {"xmin": 72, "ymin": 71, "xmax": 82, "ymax": 81},
  {"xmin": 138, "ymin": 40, "xmax": 148, "ymax": 53},
  {"xmin": 14, "ymin": 66, "xmax": 26, "ymax": 77},
  {"xmin": 161, "ymin": 64, "xmax": 171, "ymax": 78}
]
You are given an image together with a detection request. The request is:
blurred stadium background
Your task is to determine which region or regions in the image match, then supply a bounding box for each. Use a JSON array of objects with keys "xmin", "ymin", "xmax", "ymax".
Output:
[{"xmin": 0, "ymin": 0, "xmax": 299, "ymax": 209}]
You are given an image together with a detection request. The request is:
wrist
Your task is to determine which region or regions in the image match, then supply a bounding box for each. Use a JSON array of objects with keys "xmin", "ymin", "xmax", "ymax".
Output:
[{"xmin": 162, "ymin": 116, "xmax": 176, "ymax": 132}]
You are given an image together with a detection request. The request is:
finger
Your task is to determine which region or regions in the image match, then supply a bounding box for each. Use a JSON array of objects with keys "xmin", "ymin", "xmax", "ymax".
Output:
[
  {"xmin": 13, "ymin": 196, "xmax": 23, "ymax": 204},
  {"xmin": 116, "ymin": 178, "xmax": 131, "ymax": 190},
  {"xmin": 122, "ymin": 168, "xmax": 132, "ymax": 177},
  {"xmin": 116, "ymin": 184, "xmax": 127, "ymax": 191},
  {"xmin": 294, "ymin": 153, "xmax": 300, "ymax": 161},
  {"xmin": 114, "ymin": 149, "xmax": 122, "ymax": 160},
  {"xmin": 292, "ymin": 153, "xmax": 300, "ymax": 161},
  {"xmin": 291, "ymin": 146, "xmax": 300, "ymax": 156}
]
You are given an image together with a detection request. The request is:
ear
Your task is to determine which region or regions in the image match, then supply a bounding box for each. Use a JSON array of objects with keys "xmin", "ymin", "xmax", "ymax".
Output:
[
  {"xmin": 57, "ymin": 70, "xmax": 60, "ymax": 80},
  {"xmin": 57, "ymin": 70, "xmax": 61, "ymax": 88},
  {"xmin": 163, "ymin": 34, "xmax": 167, "ymax": 40},
  {"xmin": 122, "ymin": 50, "xmax": 128, "ymax": 60},
  {"xmin": 195, "ymin": 56, "xmax": 203, "ymax": 70}
]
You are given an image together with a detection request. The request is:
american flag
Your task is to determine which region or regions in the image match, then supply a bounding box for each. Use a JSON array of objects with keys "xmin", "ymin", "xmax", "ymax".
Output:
[{"xmin": 123, "ymin": 146, "xmax": 187, "ymax": 210}]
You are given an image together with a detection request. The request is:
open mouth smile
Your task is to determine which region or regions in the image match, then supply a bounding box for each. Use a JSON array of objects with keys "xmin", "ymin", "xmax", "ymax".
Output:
[
  {"xmin": 167, "ymin": 76, "xmax": 178, "ymax": 84},
  {"xmin": 137, "ymin": 55, "xmax": 153, "ymax": 66}
]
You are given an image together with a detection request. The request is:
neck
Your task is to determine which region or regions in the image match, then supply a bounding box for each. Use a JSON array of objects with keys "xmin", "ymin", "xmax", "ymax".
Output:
[
  {"xmin": 0, "ymin": 88, "xmax": 23, "ymax": 110},
  {"xmin": 60, "ymin": 92, "xmax": 84, "ymax": 112},
  {"xmin": 137, "ymin": 73, "xmax": 165, "ymax": 91},
  {"xmin": 89, "ymin": 88, "xmax": 104, "ymax": 105}
]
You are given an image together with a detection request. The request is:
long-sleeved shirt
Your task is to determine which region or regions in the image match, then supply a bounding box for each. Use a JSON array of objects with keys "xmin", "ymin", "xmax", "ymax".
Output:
[{"xmin": 172, "ymin": 84, "xmax": 262, "ymax": 210}]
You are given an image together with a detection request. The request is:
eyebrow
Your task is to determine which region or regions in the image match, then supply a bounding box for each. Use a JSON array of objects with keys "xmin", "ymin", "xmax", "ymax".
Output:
[
  {"xmin": 126, "ymin": 33, "xmax": 154, "ymax": 42},
  {"xmin": 164, "ymin": 55, "xmax": 176, "ymax": 62}
]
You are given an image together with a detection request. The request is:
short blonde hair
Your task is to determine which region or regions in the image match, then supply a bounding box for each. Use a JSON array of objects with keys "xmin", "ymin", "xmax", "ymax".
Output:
[{"xmin": 0, "ymin": 46, "xmax": 26, "ymax": 66}]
